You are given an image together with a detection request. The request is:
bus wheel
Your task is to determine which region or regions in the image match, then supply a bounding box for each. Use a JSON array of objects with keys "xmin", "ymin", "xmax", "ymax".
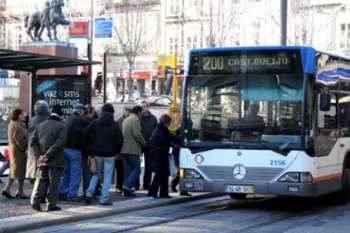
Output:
[
  {"xmin": 229, "ymin": 194, "xmax": 247, "ymax": 199},
  {"xmin": 334, "ymin": 167, "xmax": 350, "ymax": 205}
]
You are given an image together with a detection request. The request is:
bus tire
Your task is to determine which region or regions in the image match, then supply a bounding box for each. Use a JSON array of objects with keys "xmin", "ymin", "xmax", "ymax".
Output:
[
  {"xmin": 333, "ymin": 167, "xmax": 350, "ymax": 205},
  {"xmin": 229, "ymin": 194, "xmax": 247, "ymax": 199}
]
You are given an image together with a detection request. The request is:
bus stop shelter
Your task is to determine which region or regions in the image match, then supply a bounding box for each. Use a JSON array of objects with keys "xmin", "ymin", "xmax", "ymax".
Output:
[
  {"xmin": 0, "ymin": 48, "xmax": 101, "ymax": 116},
  {"xmin": 0, "ymin": 48, "xmax": 100, "ymax": 72}
]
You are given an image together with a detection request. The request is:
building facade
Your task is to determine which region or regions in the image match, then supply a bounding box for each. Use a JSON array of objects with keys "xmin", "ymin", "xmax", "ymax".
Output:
[{"xmin": 3, "ymin": 0, "xmax": 350, "ymax": 96}]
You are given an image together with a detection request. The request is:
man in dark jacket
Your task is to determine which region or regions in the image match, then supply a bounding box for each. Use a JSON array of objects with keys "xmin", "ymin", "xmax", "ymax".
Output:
[
  {"xmin": 139, "ymin": 100, "xmax": 157, "ymax": 190},
  {"xmin": 30, "ymin": 105, "xmax": 67, "ymax": 211},
  {"xmin": 59, "ymin": 103, "xmax": 89, "ymax": 201},
  {"xmin": 83, "ymin": 103, "xmax": 124, "ymax": 205},
  {"xmin": 81, "ymin": 105, "xmax": 95, "ymax": 196}
]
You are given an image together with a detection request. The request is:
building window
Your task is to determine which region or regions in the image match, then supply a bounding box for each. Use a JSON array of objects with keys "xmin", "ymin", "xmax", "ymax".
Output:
[
  {"xmin": 174, "ymin": 37, "xmax": 179, "ymax": 53},
  {"xmin": 0, "ymin": 23, "xmax": 5, "ymax": 47},
  {"xmin": 186, "ymin": 0, "xmax": 198, "ymax": 8},
  {"xmin": 167, "ymin": 0, "xmax": 179, "ymax": 14},
  {"xmin": 169, "ymin": 37, "xmax": 174, "ymax": 53},
  {"xmin": 340, "ymin": 23, "xmax": 350, "ymax": 49},
  {"xmin": 251, "ymin": 21, "xmax": 261, "ymax": 45},
  {"xmin": 187, "ymin": 35, "xmax": 198, "ymax": 50},
  {"xmin": 168, "ymin": 37, "xmax": 179, "ymax": 54}
]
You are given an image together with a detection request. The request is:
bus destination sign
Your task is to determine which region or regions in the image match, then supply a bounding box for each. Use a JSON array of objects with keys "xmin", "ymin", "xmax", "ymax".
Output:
[{"xmin": 189, "ymin": 50, "xmax": 302, "ymax": 75}]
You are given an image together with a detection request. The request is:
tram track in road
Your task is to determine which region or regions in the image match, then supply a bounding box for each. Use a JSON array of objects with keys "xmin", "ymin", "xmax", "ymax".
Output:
[
  {"xmin": 110, "ymin": 196, "xmax": 343, "ymax": 233},
  {"xmin": 109, "ymin": 197, "xmax": 257, "ymax": 233},
  {"xmin": 25, "ymin": 195, "xmax": 343, "ymax": 233}
]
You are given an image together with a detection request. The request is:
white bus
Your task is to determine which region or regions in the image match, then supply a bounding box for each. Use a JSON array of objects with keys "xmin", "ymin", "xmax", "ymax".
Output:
[{"xmin": 179, "ymin": 46, "xmax": 350, "ymax": 202}]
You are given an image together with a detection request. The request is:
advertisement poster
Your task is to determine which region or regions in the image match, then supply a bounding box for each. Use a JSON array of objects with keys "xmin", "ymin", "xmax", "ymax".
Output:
[
  {"xmin": 157, "ymin": 54, "xmax": 176, "ymax": 78},
  {"xmin": 94, "ymin": 17, "xmax": 113, "ymax": 39},
  {"xmin": 34, "ymin": 76, "xmax": 91, "ymax": 117},
  {"xmin": 69, "ymin": 21, "xmax": 89, "ymax": 39}
]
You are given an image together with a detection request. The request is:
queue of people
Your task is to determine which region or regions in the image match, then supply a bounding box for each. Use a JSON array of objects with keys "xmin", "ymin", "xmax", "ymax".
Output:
[{"xmin": 0, "ymin": 100, "xmax": 186, "ymax": 211}]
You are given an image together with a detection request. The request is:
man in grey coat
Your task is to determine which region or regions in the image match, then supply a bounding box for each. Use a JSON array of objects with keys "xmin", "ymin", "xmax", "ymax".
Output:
[
  {"xmin": 26, "ymin": 100, "xmax": 50, "ymax": 183},
  {"xmin": 121, "ymin": 106, "xmax": 146, "ymax": 196},
  {"xmin": 30, "ymin": 105, "xmax": 67, "ymax": 211}
]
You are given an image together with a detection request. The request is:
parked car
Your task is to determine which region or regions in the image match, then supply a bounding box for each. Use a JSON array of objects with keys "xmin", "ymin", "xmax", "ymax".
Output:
[{"xmin": 141, "ymin": 95, "xmax": 181, "ymax": 107}]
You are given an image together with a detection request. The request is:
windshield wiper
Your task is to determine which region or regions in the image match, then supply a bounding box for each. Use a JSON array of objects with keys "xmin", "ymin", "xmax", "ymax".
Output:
[{"xmin": 257, "ymin": 140, "xmax": 289, "ymax": 156}]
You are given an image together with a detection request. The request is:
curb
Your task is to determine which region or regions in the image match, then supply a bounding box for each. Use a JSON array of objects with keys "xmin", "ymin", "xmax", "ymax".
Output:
[{"xmin": 0, "ymin": 193, "xmax": 222, "ymax": 233}]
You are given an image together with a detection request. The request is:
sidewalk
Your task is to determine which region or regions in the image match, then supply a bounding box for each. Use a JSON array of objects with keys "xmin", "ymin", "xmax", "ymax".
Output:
[
  {"xmin": 0, "ymin": 180, "xmax": 215, "ymax": 233},
  {"xmin": 0, "ymin": 180, "xmax": 151, "ymax": 219}
]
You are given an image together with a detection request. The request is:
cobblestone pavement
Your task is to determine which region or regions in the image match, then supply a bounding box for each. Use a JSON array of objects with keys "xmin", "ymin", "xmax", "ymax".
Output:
[{"xmin": 0, "ymin": 177, "xmax": 150, "ymax": 219}]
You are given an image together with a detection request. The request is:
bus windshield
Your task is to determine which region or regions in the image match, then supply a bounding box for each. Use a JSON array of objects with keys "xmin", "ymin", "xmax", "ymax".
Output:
[{"xmin": 183, "ymin": 74, "xmax": 305, "ymax": 151}]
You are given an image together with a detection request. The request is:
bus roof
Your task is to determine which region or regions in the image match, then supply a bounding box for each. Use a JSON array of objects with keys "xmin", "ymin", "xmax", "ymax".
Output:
[
  {"xmin": 189, "ymin": 45, "xmax": 314, "ymax": 53},
  {"xmin": 315, "ymin": 49, "xmax": 350, "ymax": 61},
  {"xmin": 187, "ymin": 46, "xmax": 350, "ymax": 75}
]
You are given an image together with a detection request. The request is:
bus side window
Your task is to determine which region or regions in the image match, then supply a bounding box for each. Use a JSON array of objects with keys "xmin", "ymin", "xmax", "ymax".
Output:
[
  {"xmin": 316, "ymin": 91, "xmax": 338, "ymax": 157},
  {"xmin": 317, "ymin": 93, "xmax": 337, "ymax": 130},
  {"xmin": 339, "ymin": 82, "xmax": 350, "ymax": 136}
]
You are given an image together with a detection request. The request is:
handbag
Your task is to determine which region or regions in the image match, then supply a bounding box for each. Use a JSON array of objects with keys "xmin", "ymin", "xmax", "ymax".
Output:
[
  {"xmin": 88, "ymin": 155, "xmax": 97, "ymax": 174},
  {"xmin": 169, "ymin": 153, "xmax": 177, "ymax": 176}
]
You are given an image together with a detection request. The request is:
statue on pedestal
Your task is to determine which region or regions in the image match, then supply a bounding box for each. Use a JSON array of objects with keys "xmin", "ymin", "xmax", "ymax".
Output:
[{"xmin": 24, "ymin": 0, "xmax": 70, "ymax": 42}]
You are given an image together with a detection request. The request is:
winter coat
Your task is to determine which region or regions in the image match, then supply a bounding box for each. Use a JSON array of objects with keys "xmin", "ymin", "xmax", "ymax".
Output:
[
  {"xmin": 8, "ymin": 120, "xmax": 28, "ymax": 180},
  {"xmin": 83, "ymin": 112, "xmax": 124, "ymax": 157},
  {"xmin": 26, "ymin": 114, "xmax": 46, "ymax": 179},
  {"xmin": 30, "ymin": 116, "xmax": 67, "ymax": 169},
  {"xmin": 140, "ymin": 111, "xmax": 157, "ymax": 146},
  {"xmin": 82, "ymin": 116, "xmax": 93, "ymax": 158},
  {"xmin": 121, "ymin": 113, "xmax": 146, "ymax": 155},
  {"xmin": 147, "ymin": 124, "xmax": 179, "ymax": 175},
  {"xmin": 65, "ymin": 112, "xmax": 90, "ymax": 150}
]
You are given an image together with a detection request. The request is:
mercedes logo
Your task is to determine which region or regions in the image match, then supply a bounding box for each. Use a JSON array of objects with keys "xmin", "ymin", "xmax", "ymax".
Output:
[{"xmin": 232, "ymin": 164, "xmax": 247, "ymax": 180}]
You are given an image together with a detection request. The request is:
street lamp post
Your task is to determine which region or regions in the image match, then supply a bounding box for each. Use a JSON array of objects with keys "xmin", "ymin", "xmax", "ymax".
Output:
[{"xmin": 280, "ymin": 0, "xmax": 287, "ymax": 46}]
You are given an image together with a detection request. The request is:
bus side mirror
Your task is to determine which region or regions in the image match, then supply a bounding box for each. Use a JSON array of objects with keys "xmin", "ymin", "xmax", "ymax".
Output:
[{"xmin": 320, "ymin": 93, "xmax": 331, "ymax": 111}]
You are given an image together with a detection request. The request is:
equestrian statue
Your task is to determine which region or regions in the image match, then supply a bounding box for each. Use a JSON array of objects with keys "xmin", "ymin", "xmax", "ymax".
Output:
[{"xmin": 25, "ymin": 0, "xmax": 69, "ymax": 42}]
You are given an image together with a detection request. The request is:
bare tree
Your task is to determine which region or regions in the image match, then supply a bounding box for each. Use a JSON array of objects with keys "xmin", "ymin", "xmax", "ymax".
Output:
[
  {"xmin": 266, "ymin": 0, "xmax": 324, "ymax": 46},
  {"xmin": 200, "ymin": 0, "xmax": 245, "ymax": 47},
  {"xmin": 107, "ymin": 0, "xmax": 160, "ymax": 101}
]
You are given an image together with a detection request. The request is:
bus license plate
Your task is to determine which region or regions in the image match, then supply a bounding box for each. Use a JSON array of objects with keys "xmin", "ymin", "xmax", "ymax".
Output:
[{"xmin": 225, "ymin": 185, "xmax": 254, "ymax": 194}]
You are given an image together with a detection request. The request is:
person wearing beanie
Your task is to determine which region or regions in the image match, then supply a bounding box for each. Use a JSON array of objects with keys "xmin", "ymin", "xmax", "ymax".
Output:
[
  {"xmin": 58, "ymin": 103, "xmax": 90, "ymax": 201},
  {"xmin": 26, "ymin": 100, "xmax": 50, "ymax": 183},
  {"xmin": 30, "ymin": 104, "xmax": 68, "ymax": 211},
  {"xmin": 83, "ymin": 103, "xmax": 124, "ymax": 206}
]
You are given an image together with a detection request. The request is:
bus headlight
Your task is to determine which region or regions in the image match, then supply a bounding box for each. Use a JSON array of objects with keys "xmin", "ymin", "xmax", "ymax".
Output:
[
  {"xmin": 184, "ymin": 169, "xmax": 203, "ymax": 179},
  {"xmin": 278, "ymin": 172, "xmax": 313, "ymax": 183}
]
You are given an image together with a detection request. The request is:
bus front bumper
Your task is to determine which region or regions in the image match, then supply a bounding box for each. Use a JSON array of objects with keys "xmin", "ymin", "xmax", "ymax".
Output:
[{"xmin": 180, "ymin": 179, "xmax": 318, "ymax": 197}]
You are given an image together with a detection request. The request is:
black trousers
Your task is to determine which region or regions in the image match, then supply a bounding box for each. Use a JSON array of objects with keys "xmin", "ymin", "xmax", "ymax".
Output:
[
  {"xmin": 31, "ymin": 166, "xmax": 63, "ymax": 208},
  {"xmin": 148, "ymin": 172, "xmax": 169, "ymax": 197},
  {"xmin": 142, "ymin": 147, "xmax": 152, "ymax": 188},
  {"xmin": 115, "ymin": 159, "xmax": 124, "ymax": 190},
  {"xmin": 135, "ymin": 147, "xmax": 152, "ymax": 189}
]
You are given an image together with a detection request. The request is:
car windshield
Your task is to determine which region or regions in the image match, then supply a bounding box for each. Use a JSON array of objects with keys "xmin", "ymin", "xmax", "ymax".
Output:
[{"xmin": 183, "ymin": 74, "xmax": 305, "ymax": 151}]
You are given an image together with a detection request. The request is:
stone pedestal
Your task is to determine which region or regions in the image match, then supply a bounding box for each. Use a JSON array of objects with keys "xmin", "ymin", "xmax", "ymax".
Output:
[{"xmin": 19, "ymin": 42, "xmax": 78, "ymax": 114}]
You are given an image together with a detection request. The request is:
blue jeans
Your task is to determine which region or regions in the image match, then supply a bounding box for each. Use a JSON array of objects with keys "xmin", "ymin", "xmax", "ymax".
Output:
[
  {"xmin": 59, "ymin": 148, "xmax": 82, "ymax": 197},
  {"xmin": 0, "ymin": 160, "xmax": 10, "ymax": 175},
  {"xmin": 86, "ymin": 156, "xmax": 115, "ymax": 204},
  {"xmin": 122, "ymin": 154, "xmax": 141, "ymax": 190}
]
